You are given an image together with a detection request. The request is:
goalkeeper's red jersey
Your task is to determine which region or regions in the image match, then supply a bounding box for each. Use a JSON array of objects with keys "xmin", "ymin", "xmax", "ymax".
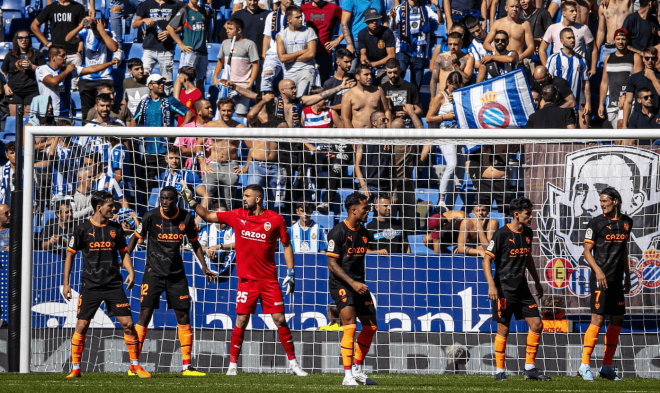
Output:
[{"xmin": 215, "ymin": 208, "xmax": 288, "ymax": 280}]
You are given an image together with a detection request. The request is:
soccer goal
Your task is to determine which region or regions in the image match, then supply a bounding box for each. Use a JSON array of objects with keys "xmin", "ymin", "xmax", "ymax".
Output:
[{"xmin": 14, "ymin": 126, "xmax": 660, "ymax": 378}]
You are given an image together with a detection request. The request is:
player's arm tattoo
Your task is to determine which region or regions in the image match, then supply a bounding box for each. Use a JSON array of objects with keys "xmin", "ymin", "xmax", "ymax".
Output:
[{"xmin": 327, "ymin": 256, "xmax": 355, "ymax": 285}]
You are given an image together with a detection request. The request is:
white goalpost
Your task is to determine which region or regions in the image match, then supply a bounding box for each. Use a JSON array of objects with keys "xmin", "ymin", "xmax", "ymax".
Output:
[{"xmin": 18, "ymin": 126, "xmax": 660, "ymax": 377}]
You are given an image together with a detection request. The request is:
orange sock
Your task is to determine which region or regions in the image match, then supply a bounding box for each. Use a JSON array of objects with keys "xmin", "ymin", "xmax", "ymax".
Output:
[
  {"xmin": 494, "ymin": 334, "xmax": 507, "ymax": 370},
  {"xmin": 71, "ymin": 332, "xmax": 86, "ymax": 365},
  {"xmin": 135, "ymin": 324, "xmax": 147, "ymax": 358},
  {"xmin": 354, "ymin": 325, "xmax": 378, "ymax": 365},
  {"xmin": 525, "ymin": 331, "xmax": 540, "ymax": 366},
  {"xmin": 124, "ymin": 333, "xmax": 139, "ymax": 362},
  {"xmin": 178, "ymin": 324, "xmax": 193, "ymax": 366},
  {"xmin": 341, "ymin": 324, "xmax": 356, "ymax": 370},
  {"xmin": 582, "ymin": 324, "xmax": 600, "ymax": 364},
  {"xmin": 603, "ymin": 325, "xmax": 622, "ymax": 366}
]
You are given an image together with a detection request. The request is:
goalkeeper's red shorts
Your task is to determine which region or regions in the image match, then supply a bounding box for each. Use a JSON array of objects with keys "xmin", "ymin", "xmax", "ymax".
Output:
[{"xmin": 235, "ymin": 278, "xmax": 285, "ymax": 315}]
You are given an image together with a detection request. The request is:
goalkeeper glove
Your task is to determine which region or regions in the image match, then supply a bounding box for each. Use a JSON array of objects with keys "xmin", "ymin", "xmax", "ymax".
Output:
[
  {"xmin": 179, "ymin": 180, "xmax": 197, "ymax": 207},
  {"xmin": 282, "ymin": 268, "xmax": 295, "ymax": 295}
]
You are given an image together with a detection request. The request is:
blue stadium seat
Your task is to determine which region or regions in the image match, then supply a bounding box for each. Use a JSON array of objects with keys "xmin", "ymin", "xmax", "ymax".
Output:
[
  {"xmin": 71, "ymin": 92, "xmax": 81, "ymax": 111},
  {"xmin": 415, "ymin": 188, "xmax": 440, "ymax": 206},
  {"xmin": 2, "ymin": 116, "xmax": 15, "ymax": 134},
  {"xmin": 311, "ymin": 211, "xmax": 335, "ymax": 230},
  {"xmin": 123, "ymin": 14, "xmax": 139, "ymax": 44},
  {"xmin": 408, "ymin": 234, "xmax": 430, "ymax": 255},
  {"xmin": 337, "ymin": 187, "xmax": 354, "ymax": 212},
  {"xmin": 206, "ymin": 43, "xmax": 222, "ymax": 62},
  {"xmin": 127, "ymin": 42, "xmax": 143, "ymax": 62},
  {"xmin": 2, "ymin": 0, "xmax": 27, "ymax": 10},
  {"xmin": 2, "ymin": 10, "xmax": 25, "ymax": 38},
  {"xmin": 147, "ymin": 187, "xmax": 160, "ymax": 208},
  {"xmin": 0, "ymin": 42, "xmax": 12, "ymax": 61},
  {"xmin": 174, "ymin": 45, "xmax": 182, "ymax": 62},
  {"xmin": 489, "ymin": 212, "xmax": 506, "ymax": 228}
]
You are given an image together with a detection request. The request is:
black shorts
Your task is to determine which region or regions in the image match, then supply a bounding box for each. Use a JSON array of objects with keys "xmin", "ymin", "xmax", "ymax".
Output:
[
  {"xmin": 7, "ymin": 87, "xmax": 39, "ymax": 106},
  {"xmin": 590, "ymin": 278, "xmax": 626, "ymax": 315},
  {"xmin": 77, "ymin": 286, "xmax": 132, "ymax": 321},
  {"xmin": 492, "ymin": 291, "xmax": 540, "ymax": 324},
  {"xmin": 140, "ymin": 268, "xmax": 191, "ymax": 310},
  {"xmin": 329, "ymin": 283, "xmax": 376, "ymax": 317}
]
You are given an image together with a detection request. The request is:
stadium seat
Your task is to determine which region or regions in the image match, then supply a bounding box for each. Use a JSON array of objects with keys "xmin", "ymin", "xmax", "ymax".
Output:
[
  {"xmin": 206, "ymin": 43, "xmax": 222, "ymax": 62},
  {"xmin": 2, "ymin": 10, "xmax": 25, "ymax": 38},
  {"xmin": 489, "ymin": 212, "xmax": 506, "ymax": 228},
  {"xmin": 337, "ymin": 188, "xmax": 354, "ymax": 212},
  {"xmin": 311, "ymin": 211, "xmax": 335, "ymax": 230},
  {"xmin": 2, "ymin": 116, "xmax": 15, "ymax": 134},
  {"xmin": 71, "ymin": 92, "xmax": 81, "ymax": 112},
  {"xmin": 408, "ymin": 234, "xmax": 430, "ymax": 255},
  {"xmin": 127, "ymin": 43, "xmax": 143, "ymax": 62},
  {"xmin": 2, "ymin": 0, "xmax": 26, "ymax": 10},
  {"xmin": 147, "ymin": 187, "xmax": 160, "ymax": 208},
  {"xmin": 123, "ymin": 15, "xmax": 139, "ymax": 44},
  {"xmin": 415, "ymin": 188, "xmax": 440, "ymax": 206},
  {"xmin": 0, "ymin": 42, "xmax": 11, "ymax": 61}
]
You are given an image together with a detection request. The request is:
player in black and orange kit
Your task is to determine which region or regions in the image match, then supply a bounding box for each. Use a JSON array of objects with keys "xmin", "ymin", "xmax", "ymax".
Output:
[
  {"xmin": 126, "ymin": 186, "xmax": 218, "ymax": 377},
  {"xmin": 326, "ymin": 192, "xmax": 387, "ymax": 386},
  {"xmin": 62, "ymin": 191, "xmax": 150, "ymax": 379},
  {"xmin": 182, "ymin": 183, "xmax": 308, "ymax": 377},
  {"xmin": 578, "ymin": 187, "xmax": 633, "ymax": 382},
  {"xmin": 482, "ymin": 197, "xmax": 550, "ymax": 382}
]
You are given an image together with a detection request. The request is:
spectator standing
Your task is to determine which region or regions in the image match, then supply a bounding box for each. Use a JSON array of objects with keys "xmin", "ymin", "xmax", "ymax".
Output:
[
  {"xmin": 530, "ymin": 65, "xmax": 577, "ymax": 109},
  {"xmin": 261, "ymin": 0, "xmax": 296, "ymax": 92},
  {"xmin": 623, "ymin": 47, "xmax": 660, "ymax": 128},
  {"xmin": 357, "ymin": 9, "xmax": 396, "ymax": 84},
  {"xmin": 85, "ymin": 93, "xmax": 125, "ymax": 126},
  {"xmin": 390, "ymin": 0, "xmax": 439, "ymax": 90},
  {"xmin": 31, "ymin": 0, "xmax": 87, "ymax": 90},
  {"xmin": 39, "ymin": 199, "xmax": 74, "ymax": 258},
  {"xmin": 132, "ymin": 0, "xmax": 185, "ymax": 84},
  {"xmin": 546, "ymin": 28, "xmax": 590, "ymax": 128},
  {"xmin": 288, "ymin": 202, "xmax": 327, "ymax": 253},
  {"xmin": 466, "ymin": 17, "xmax": 488, "ymax": 79},
  {"xmin": 213, "ymin": 18, "xmax": 260, "ymax": 117},
  {"xmin": 0, "ymin": 142, "xmax": 16, "ymax": 207},
  {"xmin": 381, "ymin": 59, "xmax": 423, "ymax": 125},
  {"xmin": 340, "ymin": 0, "xmax": 387, "ymax": 57},
  {"xmin": 525, "ymin": 85, "xmax": 577, "ymax": 128},
  {"xmin": 321, "ymin": 48, "xmax": 356, "ymax": 127},
  {"xmin": 518, "ymin": 0, "xmax": 552, "ymax": 68},
  {"xmin": 0, "ymin": 204, "xmax": 9, "ymax": 251},
  {"xmin": 36, "ymin": 45, "xmax": 117, "ymax": 117},
  {"xmin": 455, "ymin": 204, "xmax": 499, "ymax": 257},
  {"xmin": 72, "ymin": 167, "xmax": 96, "ymax": 221},
  {"xmin": 628, "ymin": 88, "xmax": 660, "ymax": 128},
  {"xmin": 2, "ymin": 30, "xmax": 46, "ymax": 117},
  {"xmin": 122, "ymin": 58, "xmax": 149, "ymax": 117},
  {"xmin": 621, "ymin": 0, "xmax": 659, "ymax": 55},
  {"xmin": 367, "ymin": 193, "xmax": 409, "ymax": 254},
  {"xmin": 598, "ymin": 29, "xmax": 642, "ymax": 129},
  {"xmin": 301, "ymin": 0, "xmax": 343, "ymax": 84},
  {"xmin": 302, "ymin": 86, "xmax": 336, "ymax": 128},
  {"xmin": 277, "ymin": 5, "xmax": 319, "ymax": 97},
  {"xmin": 65, "ymin": 18, "xmax": 120, "ymax": 119},
  {"xmin": 167, "ymin": 0, "xmax": 210, "ymax": 91},
  {"xmin": 173, "ymin": 66, "xmax": 202, "ymax": 126},
  {"xmin": 133, "ymin": 74, "xmax": 193, "ymax": 190},
  {"xmin": 233, "ymin": 0, "xmax": 270, "ymax": 58}
]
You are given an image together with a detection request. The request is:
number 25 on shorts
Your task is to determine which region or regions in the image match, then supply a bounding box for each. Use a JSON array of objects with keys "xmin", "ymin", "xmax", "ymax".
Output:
[{"xmin": 236, "ymin": 291, "xmax": 248, "ymax": 303}]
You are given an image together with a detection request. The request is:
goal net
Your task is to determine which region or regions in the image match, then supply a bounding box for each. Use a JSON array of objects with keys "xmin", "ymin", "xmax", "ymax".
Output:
[{"xmin": 16, "ymin": 127, "xmax": 660, "ymax": 378}]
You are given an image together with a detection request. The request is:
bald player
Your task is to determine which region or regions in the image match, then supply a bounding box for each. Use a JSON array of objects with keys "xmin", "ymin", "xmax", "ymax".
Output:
[
  {"xmin": 341, "ymin": 64, "xmax": 392, "ymax": 128},
  {"xmin": 430, "ymin": 32, "xmax": 475, "ymax": 98},
  {"xmin": 483, "ymin": 0, "xmax": 535, "ymax": 61},
  {"xmin": 595, "ymin": 0, "xmax": 633, "ymax": 63}
]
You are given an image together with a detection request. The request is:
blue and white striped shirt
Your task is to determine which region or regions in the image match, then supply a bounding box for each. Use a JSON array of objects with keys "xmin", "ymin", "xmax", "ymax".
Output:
[
  {"xmin": 547, "ymin": 50, "xmax": 589, "ymax": 108},
  {"xmin": 287, "ymin": 221, "xmax": 327, "ymax": 253},
  {"xmin": 95, "ymin": 174, "xmax": 124, "ymax": 201}
]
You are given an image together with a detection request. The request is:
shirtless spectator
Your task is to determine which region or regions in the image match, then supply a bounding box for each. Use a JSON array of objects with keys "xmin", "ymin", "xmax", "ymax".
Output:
[
  {"xmin": 573, "ymin": 0, "xmax": 598, "ymax": 26},
  {"xmin": 429, "ymin": 23, "xmax": 468, "ymax": 78},
  {"xmin": 598, "ymin": 29, "xmax": 642, "ymax": 129},
  {"xmin": 272, "ymin": 79, "xmax": 352, "ymax": 128},
  {"xmin": 341, "ymin": 63, "xmax": 392, "ymax": 128},
  {"xmin": 595, "ymin": 0, "xmax": 633, "ymax": 64},
  {"xmin": 483, "ymin": 0, "xmax": 535, "ymax": 62},
  {"xmin": 456, "ymin": 204, "xmax": 499, "ymax": 257},
  {"xmin": 430, "ymin": 32, "xmax": 474, "ymax": 97},
  {"xmin": 199, "ymin": 99, "xmax": 243, "ymax": 209},
  {"xmin": 621, "ymin": 0, "xmax": 660, "ymax": 55},
  {"xmin": 539, "ymin": 1, "xmax": 597, "ymax": 75},
  {"xmin": 422, "ymin": 208, "xmax": 466, "ymax": 254},
  {"xmin": 241, "ymin": 138, "xmax": 286, "ymax": 209}
]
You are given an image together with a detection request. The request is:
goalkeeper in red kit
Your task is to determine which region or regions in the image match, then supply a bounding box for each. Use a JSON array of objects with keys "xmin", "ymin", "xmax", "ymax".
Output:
[{"xmin": 181, "ymin": 182, "xmax": 308, "ymax": 376}]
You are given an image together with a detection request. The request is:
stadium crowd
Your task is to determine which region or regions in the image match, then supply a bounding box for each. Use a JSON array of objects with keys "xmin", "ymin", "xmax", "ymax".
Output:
[{"xmin": 0, "ymin": 0, "xmax": 656, "ymax": 258}]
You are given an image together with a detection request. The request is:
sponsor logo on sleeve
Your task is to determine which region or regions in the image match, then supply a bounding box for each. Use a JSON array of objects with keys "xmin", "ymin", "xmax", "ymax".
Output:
[
  {"xmin": 328, "ymin": 240, "xmax": 335, "ymax": 252},
  {"xmin": 585, "ymin": 228, "xmax": 593, "ymax": 240},
  {"xmin": 486, "ymin": 240, "xmax": 494, "ymax": 252},
  {"xmin": 69, "ymin": 238, "xmax": 74, "ymax": 248}
]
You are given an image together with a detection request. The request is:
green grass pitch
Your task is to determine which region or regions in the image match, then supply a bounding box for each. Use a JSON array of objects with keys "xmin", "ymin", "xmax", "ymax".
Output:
[{"xmin": 0, "ymin": 373, "xmax": 658, "ymax": 393}]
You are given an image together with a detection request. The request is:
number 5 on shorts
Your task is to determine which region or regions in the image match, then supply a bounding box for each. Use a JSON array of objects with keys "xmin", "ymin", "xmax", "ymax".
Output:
[{"xmin": 237, "ymin": 291, "xmax": 248, "ymax": 303}]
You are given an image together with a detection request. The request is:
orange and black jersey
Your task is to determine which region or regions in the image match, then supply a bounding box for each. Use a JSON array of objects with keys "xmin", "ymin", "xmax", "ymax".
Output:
[
  {"xmin": 134, "ymin": 207, "xmax": 199, "ymax": 277},
  {"xmin": 67, "ymin": 219, "xmax": 127, "ymax": 290},
  {"xmin": 584, "ymin": 214, "xmax": 633, "ymax": 282},
  {"xmin": 326, "ymin": 220, "xmax": 372, "ymax": 286},
  {"xmin": 485, "ymin": 224, "xmax": 534, "ymax": 296}
]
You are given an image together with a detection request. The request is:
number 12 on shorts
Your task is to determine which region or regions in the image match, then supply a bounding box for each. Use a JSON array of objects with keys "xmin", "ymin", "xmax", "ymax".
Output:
[{"xmin": 237, "ymin": 291, "xmax": 248, "ymax": 303}]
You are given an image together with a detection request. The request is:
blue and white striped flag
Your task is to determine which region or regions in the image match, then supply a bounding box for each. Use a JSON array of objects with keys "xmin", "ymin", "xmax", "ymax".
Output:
[{"xmin": 453, "ymin": 68, "xmax": 535, "ymax": 129}]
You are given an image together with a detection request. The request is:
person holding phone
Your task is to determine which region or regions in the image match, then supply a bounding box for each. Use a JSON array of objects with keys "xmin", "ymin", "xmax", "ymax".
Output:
[{"xmin": 1, "ymin": 30, "xmax": 46, "ymax": 116}]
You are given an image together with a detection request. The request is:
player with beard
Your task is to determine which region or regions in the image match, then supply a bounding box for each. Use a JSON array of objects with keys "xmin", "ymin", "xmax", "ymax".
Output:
[
  {"xmin": 482, "ymin": 197, "xmax": 550, "ymax": 382},
  {"xmin": 126, "ymin": 187, "xmax": 218, "ymax": 376},
  {"xmin": 181, "ymin": 183, "xmax": 308, "ymax": 377},
  {"xmin": 63, "ymin": 191, "xmax": 149, "ymax": 379},
  {"xmin": 579, "ymin": 187, "xmax": 633, "ymax": 382},
  {"xmin": 326, "ymin": 192, "xmax": 386, "ymax": 386}
]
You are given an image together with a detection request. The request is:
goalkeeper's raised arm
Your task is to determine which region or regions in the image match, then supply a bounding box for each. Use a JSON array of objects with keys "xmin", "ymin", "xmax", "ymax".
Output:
[{"xmin": 179, "ymin": 180, "xmax": 219, "ymax": 223}]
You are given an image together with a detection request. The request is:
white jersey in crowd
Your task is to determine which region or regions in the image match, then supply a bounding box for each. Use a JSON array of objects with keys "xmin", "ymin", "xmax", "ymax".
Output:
[
  {"xmin": 287, "ymin": 220, "xmax": 327, "ymax": 253},
  {"xmin": 200, "ymin": 224, "xmax": 236, "ymax": 274}
]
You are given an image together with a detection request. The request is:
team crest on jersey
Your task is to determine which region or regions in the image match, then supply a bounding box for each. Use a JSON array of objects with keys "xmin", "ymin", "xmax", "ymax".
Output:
[
  {"xmin": 109, "ymin": 230, "xmax": 116, "ymax": 239},
  {"xmin": 624, "ymin": 223, "xmax": 630, "ymax": 231},
  {"xmin": 311, "ymin": 233, "xmax": 317, "ymax": 240},
  {"xmin": 328, "ymin": 240, "xmax": 335, "ymax": 252},
  {"xmin": 362, "ymin": 236, "xmax": 368, "ymax": 243},
  {"xmin": 264, "ymin": 222, "xmax": 272, "ymax": 231},
  {"xmin": 179, "ymin": 223, "xmax": 186, "ymax": 231},
  {"xmin": 525, "ymin": 237, "xmax": 531, "ymax": 244}
]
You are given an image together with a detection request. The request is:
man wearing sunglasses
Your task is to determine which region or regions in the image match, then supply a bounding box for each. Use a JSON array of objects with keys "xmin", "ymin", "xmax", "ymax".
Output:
[
  {"xmin": 628, "ymin": 88, "xmax": 660, "ymax": 128},
  {"xmin": 622, "ymin": 46, "xmax": 660, "ymax": 128}
]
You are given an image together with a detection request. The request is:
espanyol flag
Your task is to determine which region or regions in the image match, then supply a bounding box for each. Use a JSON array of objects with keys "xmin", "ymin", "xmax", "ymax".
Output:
[{"xmin": 452, "ymin": 68, "xmax": 535, "ymax": 129}]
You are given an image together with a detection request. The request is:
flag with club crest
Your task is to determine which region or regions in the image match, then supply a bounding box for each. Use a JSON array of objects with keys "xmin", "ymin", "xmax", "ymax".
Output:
[{"xmin": 452, "ymin": 68, "xmax": 535, "ymax": 129}]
